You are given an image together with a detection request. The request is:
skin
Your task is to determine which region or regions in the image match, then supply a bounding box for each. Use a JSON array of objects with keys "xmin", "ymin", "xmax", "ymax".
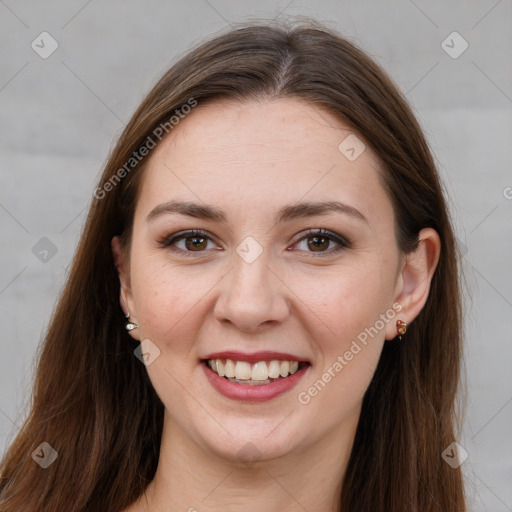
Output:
[{"xmin": 113, "ymin": 97, "xmax": 440, "ymax": 512}]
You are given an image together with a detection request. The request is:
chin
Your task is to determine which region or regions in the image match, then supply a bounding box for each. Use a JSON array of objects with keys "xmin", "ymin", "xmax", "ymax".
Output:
[{"xmin": 195, "ymin": 405, "xmax": 319, "ymax": 464}]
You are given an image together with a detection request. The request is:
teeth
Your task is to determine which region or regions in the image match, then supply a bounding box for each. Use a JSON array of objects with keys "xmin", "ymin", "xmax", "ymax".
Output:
[
  {"xmin": 224, "ymin": 359, "xmax": 236, "ymax": 378},
  {"xmin": 216, "ymin": 359, "xmax": 225, "ymax": 377},
  {"xmin": 207, "ymin": 358, "xmax": 304, "ymax": 381},
  {"xmin": 268, "ymin": 360, "xmax": 280, "ymax": 379},
  {"xmin": 235, "ymin": 361, "xmax": 252, "ymax": 380},
  {"xmin": 251, "ymin": 362, "xmax": 269, "ymax": 381}
]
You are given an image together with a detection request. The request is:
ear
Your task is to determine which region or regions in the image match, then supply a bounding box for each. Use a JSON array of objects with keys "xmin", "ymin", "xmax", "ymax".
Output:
[
  {"xmin": 385, "ymin": 228, "xmax": 441, "ymax": 340},
  {"xmin": 111, "ymin": 236, "xmax": 140, "ymax": 341}
]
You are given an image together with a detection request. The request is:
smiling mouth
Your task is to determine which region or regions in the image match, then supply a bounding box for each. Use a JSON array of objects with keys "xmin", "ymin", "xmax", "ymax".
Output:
[{"xmin": 203, "ymin": 358, "xmax": 310, "ymax": 386}]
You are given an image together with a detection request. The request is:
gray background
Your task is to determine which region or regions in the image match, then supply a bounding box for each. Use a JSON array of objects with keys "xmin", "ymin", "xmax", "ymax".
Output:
[{"xmin": 1, "ymin": 1, "xmax": 511, "ymax": 510}]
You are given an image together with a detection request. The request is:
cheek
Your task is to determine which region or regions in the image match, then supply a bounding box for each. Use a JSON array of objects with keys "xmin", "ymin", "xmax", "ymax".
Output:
[
  {"xmin": 296, "ymin": 277, "xmax": 392, "ymax": 417},
  {"xmin": 129, "ymin": 254, "xmax": 220, "ymax": 355},
  {"xmin": 293, "ymin": 263, "xmax": 395, "ymax": 341},
  {"xmin": 295, "ymin": 264, "xmax": 394, "ymax": 385}
]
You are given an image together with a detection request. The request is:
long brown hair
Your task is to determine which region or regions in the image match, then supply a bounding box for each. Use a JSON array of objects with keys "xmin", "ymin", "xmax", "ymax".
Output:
[{"xmin": 0, "ymin": 20, "xmax": 465, "ymax": 511}]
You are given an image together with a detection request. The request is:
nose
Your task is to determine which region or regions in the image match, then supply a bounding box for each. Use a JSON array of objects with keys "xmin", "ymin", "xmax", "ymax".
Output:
[{"xmin": 213, "ymin": 250, "xmax": 290, "ymax": 334}]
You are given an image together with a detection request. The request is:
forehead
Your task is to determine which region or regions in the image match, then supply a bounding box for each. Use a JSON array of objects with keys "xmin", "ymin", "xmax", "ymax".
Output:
[{"xmin": 136, "ymin": 97, "xmax": 393, "ymax": 226}]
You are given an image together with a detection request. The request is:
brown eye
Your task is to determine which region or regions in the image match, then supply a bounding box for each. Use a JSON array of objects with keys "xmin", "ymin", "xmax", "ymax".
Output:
[
  {"xmin": 292, "ymin": 229, "xmax": 350, "ymax": 256},
  {"xmin": 185, "ymin": 235, "xmax": 208, "ymax": 251},
  {"xmin": 307, "ymin": 235, "xmax": 330, "ymax": 252},
  {"xmin": 160, "ymin": 230, "xmax": 220, "ymax": 256}
]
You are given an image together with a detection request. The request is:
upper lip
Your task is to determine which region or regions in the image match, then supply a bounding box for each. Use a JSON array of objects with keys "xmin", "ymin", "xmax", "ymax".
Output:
[{"xmin": 202, "ymin": 351, "xmax": 310, "ymax": 364}]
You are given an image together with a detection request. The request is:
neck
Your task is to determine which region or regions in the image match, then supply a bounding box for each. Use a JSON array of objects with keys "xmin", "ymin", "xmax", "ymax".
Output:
[{"xmin": 134, "ymin": 410, "xmax": 357, "ymax": 512}]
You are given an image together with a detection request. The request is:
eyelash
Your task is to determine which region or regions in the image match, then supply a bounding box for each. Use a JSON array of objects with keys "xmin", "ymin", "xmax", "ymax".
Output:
[{"xmin": 158, "ymin": 228, "xmax": 351, "ymax": 258}]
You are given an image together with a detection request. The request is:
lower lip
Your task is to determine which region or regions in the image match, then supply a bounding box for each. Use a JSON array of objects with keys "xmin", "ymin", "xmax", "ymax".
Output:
[{"xmin": 202, "ymin": 363, "xmax": 309, "ymax": 403}]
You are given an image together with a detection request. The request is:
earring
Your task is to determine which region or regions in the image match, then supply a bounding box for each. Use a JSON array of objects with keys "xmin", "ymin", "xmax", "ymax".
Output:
[
  {"xmin": 125, "ymin": 311, "xmax": 138, "ymax": 332},
  {"xmin": 396, "ymin": 319, "xmax": 407, "ymax": 340}
]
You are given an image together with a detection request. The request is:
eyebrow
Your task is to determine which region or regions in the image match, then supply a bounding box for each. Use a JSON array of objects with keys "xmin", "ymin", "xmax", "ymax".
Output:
[{"xmin": 146, "ymin": 200, "xmax": 368, "ymax": 224}]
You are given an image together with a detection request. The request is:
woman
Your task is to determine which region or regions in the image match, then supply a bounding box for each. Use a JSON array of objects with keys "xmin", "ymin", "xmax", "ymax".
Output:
[{"xmin": 0, "ymin": 20, "xmax": 466, "ymax": 511}]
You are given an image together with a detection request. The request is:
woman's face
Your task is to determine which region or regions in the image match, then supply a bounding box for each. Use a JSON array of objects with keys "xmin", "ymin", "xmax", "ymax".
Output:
[{"xmin": 117, "ymin": 97, "xmax": 407, "ymax": 463}]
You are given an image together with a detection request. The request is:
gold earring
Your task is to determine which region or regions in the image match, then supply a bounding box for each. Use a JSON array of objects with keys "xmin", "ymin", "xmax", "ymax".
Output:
[
  {"xmin": 125, "ymin": 312, "xmax": 138, "ymax": 332},
  {"xmin": 396, "ymin": 319, "xmax": 407, "ymax": 340}
]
